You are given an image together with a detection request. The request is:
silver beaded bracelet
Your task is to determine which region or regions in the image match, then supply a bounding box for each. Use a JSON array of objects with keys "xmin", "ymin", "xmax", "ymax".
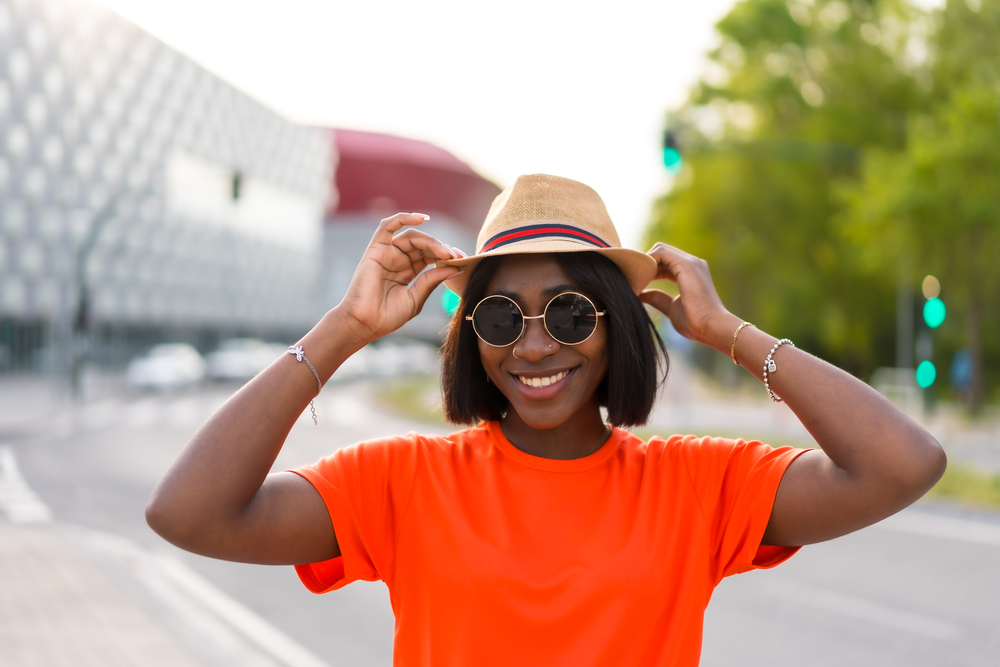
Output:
[
  {"xmin": 763, "ymin": 338, "xmax": 795, "ymax": 403},
  {"xmin": 288, "ymin": 345, "xmax": 322, "ymax": 424}
]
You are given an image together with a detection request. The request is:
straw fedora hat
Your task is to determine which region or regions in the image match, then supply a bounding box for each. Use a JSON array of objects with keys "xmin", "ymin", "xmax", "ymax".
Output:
[{"xmin": 440, "ymin": 174, "xmax": 657, "ymax": 296}]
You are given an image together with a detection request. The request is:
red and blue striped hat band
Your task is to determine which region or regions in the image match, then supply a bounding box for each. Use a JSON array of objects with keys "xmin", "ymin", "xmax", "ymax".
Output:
[
  {"xmin": 480, "ymin": 223, "xmax": 611, "ymax": 253},
  {"xmin": 440, "ymin": 174, "xmax": 658, "ymax": 296}
]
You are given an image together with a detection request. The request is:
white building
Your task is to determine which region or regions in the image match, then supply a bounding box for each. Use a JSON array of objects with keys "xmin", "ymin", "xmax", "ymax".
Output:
[{"xmin": 0, "ymin": 0, "xmax": 331, "ymax": 369}]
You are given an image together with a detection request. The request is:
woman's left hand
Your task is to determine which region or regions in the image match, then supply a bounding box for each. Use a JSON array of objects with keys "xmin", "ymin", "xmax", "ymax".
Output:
[
  {"xmin": 638, "ymin": 242, "xmax": 732, "ymax": 354},
  {"xmin": 639, "ymin": 241, "xmax": 946, "ymax": 548}
]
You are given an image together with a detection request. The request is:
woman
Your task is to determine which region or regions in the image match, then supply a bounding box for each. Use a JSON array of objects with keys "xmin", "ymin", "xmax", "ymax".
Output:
[{"xmin": 147, "ymin": 174, "xmax": 946, "ymax": 666}]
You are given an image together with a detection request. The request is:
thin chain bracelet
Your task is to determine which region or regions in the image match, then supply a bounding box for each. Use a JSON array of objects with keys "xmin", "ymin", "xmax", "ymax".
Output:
[
  {"xmin": 762, "ymin": 338, "xmax": 795, "ymax": 403},
  {"xmin": 288, "ymin": 345, "xmax": 322, "ymax": 424}
]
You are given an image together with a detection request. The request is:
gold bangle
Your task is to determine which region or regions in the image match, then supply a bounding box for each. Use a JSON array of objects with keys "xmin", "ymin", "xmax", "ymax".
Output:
[{"xmin": 731, "ymin": 321, "xmax": 754, "ymax": 365}]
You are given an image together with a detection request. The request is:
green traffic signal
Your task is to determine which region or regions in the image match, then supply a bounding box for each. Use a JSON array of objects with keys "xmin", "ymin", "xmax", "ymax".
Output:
[
  {"xmin": 915, "ymin": 360, "xmax": 936, "ymax": 388},
  {"xmin": 441, "ymin": 288, "xmax": 461, "ymax": 316},
  {"xmin": 662, "ymin": 147, "xmax": 683, "ymax": 174},
  {"xmin": 923, "ymin": 297, "xmax": 946, "ymax": 328},
  {"xmin": 662, "ymin": 131, "xmax": 683, "ymax": 175}
]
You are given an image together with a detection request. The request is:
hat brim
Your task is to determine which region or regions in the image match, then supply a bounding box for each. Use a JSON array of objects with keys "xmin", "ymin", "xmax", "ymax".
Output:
[{"xmin": 439, "ymin": 241, "xmax": 657, "ymax": 297}]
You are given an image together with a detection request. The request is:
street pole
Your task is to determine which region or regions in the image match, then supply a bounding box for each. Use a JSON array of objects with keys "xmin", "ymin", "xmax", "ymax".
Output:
[
  {"xmin": 895, "ymin": 259, "xmax": 913, "ymax": 371},
  {"xmin": 70, "ymin": 191, "xmax": 128, "ymax": 399},
  {"xmin": 69, "ymin": 177, "xmax": 158, "ymax": 399}
]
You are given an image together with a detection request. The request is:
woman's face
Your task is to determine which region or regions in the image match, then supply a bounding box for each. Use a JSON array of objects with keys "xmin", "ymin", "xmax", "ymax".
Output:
[{"xmin": 478, "ymin": 254, "xmax": 608, "ymax": 431}]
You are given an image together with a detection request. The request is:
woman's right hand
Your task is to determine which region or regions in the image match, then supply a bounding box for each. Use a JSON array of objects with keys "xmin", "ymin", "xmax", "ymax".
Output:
[
  {"xmin": 146, "ymin": 212, "xmax": 466, "ymax": 565},
  {"xmin": 337, "ymin": 213, "xmax": 465, "ymax": 346}
]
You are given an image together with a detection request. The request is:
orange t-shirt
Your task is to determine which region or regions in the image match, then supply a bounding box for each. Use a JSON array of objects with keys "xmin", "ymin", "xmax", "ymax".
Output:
[{"xmin": 293, "ymin": 421, "xmax": 806, "ymax": 666}]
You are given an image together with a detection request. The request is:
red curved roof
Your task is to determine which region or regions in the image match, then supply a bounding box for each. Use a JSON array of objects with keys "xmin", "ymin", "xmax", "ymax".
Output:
[{"xmin": 329, "ymin": 129, "xmax": 501, "ymax": 230}]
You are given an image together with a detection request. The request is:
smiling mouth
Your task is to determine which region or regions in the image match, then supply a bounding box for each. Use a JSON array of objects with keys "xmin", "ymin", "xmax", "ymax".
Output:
[{"xmin": 514, "ymin": 369, "xmax": 572, "ymax": 388}]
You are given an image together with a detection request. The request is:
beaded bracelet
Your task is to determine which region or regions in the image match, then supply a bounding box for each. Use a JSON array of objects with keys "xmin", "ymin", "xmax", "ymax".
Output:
[
  {"xmin": 763, "ymin": 338, "xmax": 795, "ymax": 403},
  {"xmin": 288, "ymin": 345, "xmax": 322, "ymax": 424}
]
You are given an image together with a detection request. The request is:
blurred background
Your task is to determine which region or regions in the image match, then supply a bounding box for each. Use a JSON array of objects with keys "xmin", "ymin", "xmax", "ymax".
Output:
[{"xmin": 1, "ymin": 1, "xmax": 999, "ymax": 666}]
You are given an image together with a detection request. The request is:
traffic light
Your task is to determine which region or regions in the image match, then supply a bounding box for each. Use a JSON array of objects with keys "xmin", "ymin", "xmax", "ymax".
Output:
[
  {"xmin": 441, "ymin": 287, "xmax": 460, "ymax": 316},
  {"xmin": 915, "ymin": 360, "xmax": 936, "ymax": 389},
  {"xmin": 921, "ymin": 275, "xmax": 946, "ymax": 328},
  {"xmin": 662, "ymin": 131, "xmax": 683, "ymax": 175},
  {"xmin": 923, "ymin": 298, "xmax": 945, "ymax": 328},
  {"xmin": 915, "ymin": 275, "xmax": 945, "ymax": 395}
]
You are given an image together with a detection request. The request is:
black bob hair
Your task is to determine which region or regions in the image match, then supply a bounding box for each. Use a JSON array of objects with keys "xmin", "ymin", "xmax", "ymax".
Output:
[{"xmin": 441, "ymin": 252, "xmax": 669, "ymax": 428}]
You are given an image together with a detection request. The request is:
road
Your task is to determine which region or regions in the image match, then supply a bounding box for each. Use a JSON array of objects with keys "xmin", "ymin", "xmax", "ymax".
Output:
[{"xmin": 2, "ymin": 375, "xmax": 999, "ymax": 666}]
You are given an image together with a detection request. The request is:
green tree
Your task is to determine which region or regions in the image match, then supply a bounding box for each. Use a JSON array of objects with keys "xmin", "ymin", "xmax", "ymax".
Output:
[
  {"xmin": 645, "ymin": 0, "xmax": 930, "ymax": 377},
  {"xmin": 841, "ymin": 0, "xmax": 1000, "ymax": 409}
]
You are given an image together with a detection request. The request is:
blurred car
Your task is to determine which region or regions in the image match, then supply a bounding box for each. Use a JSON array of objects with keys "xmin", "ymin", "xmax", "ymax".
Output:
[
  {"xmin": 325, "ymin": 338, "xmax": 440, "ymax": 383},
  {"xmin": 127, "ymin": 343, "xmax": 206, "ymax": 390},
  {"xmin": 367, "ymin": 339, "xmax": 440, "ymax": 377},
  {"xmin": 205, "ymin": 338, "xmax": 285, "ymax": 382}
]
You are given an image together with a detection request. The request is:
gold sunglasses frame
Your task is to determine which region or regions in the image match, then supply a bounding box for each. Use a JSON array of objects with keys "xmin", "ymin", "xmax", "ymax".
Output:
[{"xmin": 465, "ymin": 291, "xmax": 607, "ymax": 348}]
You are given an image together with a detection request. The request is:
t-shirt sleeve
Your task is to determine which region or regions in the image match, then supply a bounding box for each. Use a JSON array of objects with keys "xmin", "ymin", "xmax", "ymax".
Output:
[
  {"xmin": 679, "ymin": 435, "xmax": 809, "ymax": 581},
  {"xmin": 290, "ymin": 433, "xmax": 422, "ymax": 593}
]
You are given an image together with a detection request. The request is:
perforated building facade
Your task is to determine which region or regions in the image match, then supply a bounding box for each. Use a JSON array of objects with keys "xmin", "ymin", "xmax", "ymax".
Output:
[{"xmin": 0, "ymin": 0, "xmax": 331, "ymax": 368}]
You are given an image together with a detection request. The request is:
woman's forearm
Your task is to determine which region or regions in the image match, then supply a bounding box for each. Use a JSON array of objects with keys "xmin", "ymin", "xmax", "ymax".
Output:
[
  {"xmin": 728, "ymin": 315, "xmax": 939, "ymax": 475},
  {"xmin": 145, "ymin": 214, "xmax": 461, "ymax": 561},
  {"xmin": 722, "ymin": 313, "xmax": 946, "ymax": 541},
  {"xmin": 145, "ymin": 306, "xmax": 368, "ymax": 549}
]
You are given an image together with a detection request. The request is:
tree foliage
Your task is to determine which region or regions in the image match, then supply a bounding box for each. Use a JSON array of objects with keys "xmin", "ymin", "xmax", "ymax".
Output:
[
  {"xmin": 646, "ymin": 0, "xmax": 999, "ymax": 405},
  {"xmin": 841, "ymin": 0, "xmax": 1000, "ymax": 408}
]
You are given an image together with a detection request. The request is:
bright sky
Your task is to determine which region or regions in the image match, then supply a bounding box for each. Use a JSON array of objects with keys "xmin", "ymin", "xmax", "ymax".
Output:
[{"xmin": 97, "ymin": 0, "xmax": 738, "ymax": 248}]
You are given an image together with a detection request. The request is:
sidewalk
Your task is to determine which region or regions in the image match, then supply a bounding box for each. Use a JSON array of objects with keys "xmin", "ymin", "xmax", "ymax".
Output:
[
  {"xmin": 0, "ymin": 375, "xmax": 323, "ymax": 667},
  {"xmin": 1, "ymin": 377, "xmax": 198, "ymax": 666},
  {"xmin": 0, "ymin": 519, "xmax": 200, "ymax": 667}
]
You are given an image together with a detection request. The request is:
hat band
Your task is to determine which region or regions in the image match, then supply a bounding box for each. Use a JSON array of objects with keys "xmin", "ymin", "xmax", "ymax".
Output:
[{"xmin": 480, "ymin": 223, "xmax": 611, "ymax": 253}]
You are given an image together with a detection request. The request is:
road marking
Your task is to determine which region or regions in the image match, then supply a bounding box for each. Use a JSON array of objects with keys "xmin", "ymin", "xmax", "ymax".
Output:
[
  {"xmin": 876, "ymin": 509, "xmax": 1000, "ymax": 547},
  {"xmin": 155, "ymin": 555, "xmax": 332, "ymax": 667},
  {"xmin": 0, "ymin": 446, "xmax": 53, "ymax": 524},
  {"xmin": 763, "ymin": 578, "xmax": 962, "ymax": 641},
  {"xmin": 77, "ymin": 528, "xmax": 332, "ymax": 667}
]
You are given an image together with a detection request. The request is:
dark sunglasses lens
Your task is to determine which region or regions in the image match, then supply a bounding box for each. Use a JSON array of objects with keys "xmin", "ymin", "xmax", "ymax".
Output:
[
  {"xmin": 473, "ymin": 297, "xmax": 523, "ymax": 346},
  {"xmin": 545, "ymin": 294, "xmax": 599, "ymax": 344}
]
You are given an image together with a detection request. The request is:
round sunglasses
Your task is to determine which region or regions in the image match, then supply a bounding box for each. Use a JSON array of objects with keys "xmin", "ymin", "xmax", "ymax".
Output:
[{"xmin": 465, "ymin": 292, "xmax": 607, "ymax": 347}]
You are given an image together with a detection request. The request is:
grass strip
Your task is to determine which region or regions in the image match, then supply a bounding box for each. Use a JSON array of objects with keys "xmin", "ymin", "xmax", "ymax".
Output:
[
  {"xmin": 371, "ymin": 375, "xmax": 446, "ymax": 424},
  {"xmin": 926, "ymin": 463, "xmax": 1000, "ymax": 509}
]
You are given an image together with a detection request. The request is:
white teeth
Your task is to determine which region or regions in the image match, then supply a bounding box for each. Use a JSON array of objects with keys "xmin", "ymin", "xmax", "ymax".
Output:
[{"xmin": 517, "ymin": 370, "xmax": 569, "ymax": 388}]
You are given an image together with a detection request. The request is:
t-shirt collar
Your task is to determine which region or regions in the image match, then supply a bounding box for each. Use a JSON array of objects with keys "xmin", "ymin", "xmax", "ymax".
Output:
[{"xmin": 487, "ymin": 420, "xmax": 623, "ymax": 473}]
